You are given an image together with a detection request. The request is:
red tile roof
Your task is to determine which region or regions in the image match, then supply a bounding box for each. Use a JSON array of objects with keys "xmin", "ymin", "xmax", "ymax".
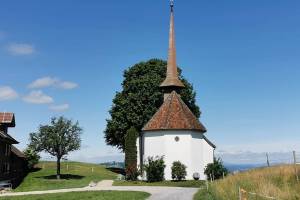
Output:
[
  {"xmin": 0, "ymin": 112, "xmax": 15, "ymax": 127},
  {"xmin": 143, "ymin": 91, "xmax": 207, "ymax": 132}
]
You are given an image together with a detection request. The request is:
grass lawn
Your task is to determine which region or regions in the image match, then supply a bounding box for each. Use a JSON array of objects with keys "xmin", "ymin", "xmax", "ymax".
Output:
[
  {"xmin": 193, "ymin": 165, "xmax": 300, "ymax": 200},
  {"xmin": 15, "ymin": 161, "xmax": 117, "ymax": 192},
  {"xmin": 114, "ymin": 180, "xmax": 205, "ymax": 188},
  {"xmin": 193, "ymin": 189, "xmax": 214, "ymax": 200},
  {"xmin": 0, "ymin": 191, "xmax": 150, "ymax": 200}
]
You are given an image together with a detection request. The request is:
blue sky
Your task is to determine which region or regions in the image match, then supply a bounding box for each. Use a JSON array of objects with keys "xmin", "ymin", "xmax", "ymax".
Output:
[{"xmin": 0, "ymin": 0, "xmax": 300, "ymax": 164}]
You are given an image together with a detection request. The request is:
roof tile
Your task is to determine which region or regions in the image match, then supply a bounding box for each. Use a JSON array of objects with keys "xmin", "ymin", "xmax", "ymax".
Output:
[
  {"xmin": 142, "ymin": 91, "xmax": 206, "ymax": 132},
  {"xmin": 0, "ymin": 112, "xmax": 15, "ymax": 127}
]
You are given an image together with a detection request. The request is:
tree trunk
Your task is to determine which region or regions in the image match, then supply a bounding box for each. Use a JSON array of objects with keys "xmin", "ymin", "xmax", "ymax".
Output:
[{"xmin": 56, "ymin": 157, "xmax": 61, "ymax": 179}]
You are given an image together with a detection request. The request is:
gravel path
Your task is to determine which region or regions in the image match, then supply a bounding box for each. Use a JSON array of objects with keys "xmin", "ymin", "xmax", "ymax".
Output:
[{"xmin": 0, "ymin": 180, "xmax": 200, "ymax": 200}]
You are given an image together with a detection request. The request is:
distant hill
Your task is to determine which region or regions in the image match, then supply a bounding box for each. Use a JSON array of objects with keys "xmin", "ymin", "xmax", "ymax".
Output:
[
  {"xmin": 224, "ymin": 163, "xmax": 265, "ymax": 172},
  {"xmin": 194, "ymin": 164, "xmax": 300, "ymax": 200},
  {"xmin": 100, "ymin": 161, "xmax": 125, "ymax": 169}
]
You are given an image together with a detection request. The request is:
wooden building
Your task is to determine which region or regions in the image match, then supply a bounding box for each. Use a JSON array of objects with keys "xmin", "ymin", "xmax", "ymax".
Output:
[{"xmin": 0, "ymin": 113, "xmax": 27, "ymax": 187}]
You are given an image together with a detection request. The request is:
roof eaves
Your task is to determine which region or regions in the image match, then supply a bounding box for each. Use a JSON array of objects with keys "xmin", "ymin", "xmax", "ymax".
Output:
[{"xmin": 203, "ymin": 135, "xmax": 216, "ymax": 149}]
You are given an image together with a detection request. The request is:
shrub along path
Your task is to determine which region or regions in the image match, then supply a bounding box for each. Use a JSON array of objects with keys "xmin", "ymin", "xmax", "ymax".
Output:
[{"xmin": 0, "ymin": 180, "xmax": 199, "ymax": 200}]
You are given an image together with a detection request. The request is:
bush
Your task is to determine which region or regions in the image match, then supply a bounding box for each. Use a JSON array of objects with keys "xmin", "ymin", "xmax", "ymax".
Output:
[
  {"xmin": 24, "ymin": 147, "xmax": 40, "ymax": 170},
  {"xmin": 124, "ymin": 127, "xmax": 138, "ymax": 181},
  {"xmin": 171, "ymin": 161, "xmax": 187, "ymax": 181},
  {"xmin": 125, "ymin": 164, "xmax": 139, "ymax": 181},
  {"xmin": 204, "ymin": 157, "xmax": 228, "ymax": 180},
  {"xmin": 144, "ymin": 156, "xmax": 166, "ymax": 182}
]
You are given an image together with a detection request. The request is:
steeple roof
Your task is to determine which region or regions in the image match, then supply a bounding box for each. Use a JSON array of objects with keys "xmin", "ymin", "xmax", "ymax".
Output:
[
  {"xmin": 160, "ymin": 1, "xmax": 185, "ymax": 89},
  {"xmin": 142, "ymin": 91, "xmax": 206, "ymax": 132}
]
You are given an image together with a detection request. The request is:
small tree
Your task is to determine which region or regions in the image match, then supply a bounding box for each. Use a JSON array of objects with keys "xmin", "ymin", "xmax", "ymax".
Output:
[
  {"xmin": 204, "ymin": 157, "xmax": 228, "ymax": 180},
  {"xmin": 29, "ymin": 116, "xmax": 82, "ymax": 179},
  {"xmin": 124, "ymin": 127, "xmax": 139, "ymax": 181},
  {"xmin": 24, "ymin": 147, "xmax": 40, "ymax": 170},
  {"xmin": 144, "ymin": 156, "xmax": 166, "ymax": 182},
  {"xmin": 171, "ymin": 161, "xmax": 187, "ymax": 181}
]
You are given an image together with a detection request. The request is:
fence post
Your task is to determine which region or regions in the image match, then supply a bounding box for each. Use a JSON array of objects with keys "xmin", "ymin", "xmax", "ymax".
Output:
[
  {"xmin": 239, "ymin": 187, "xmax": 241, "ymax": 200},
  {"xmin": 293, "ymin": 151, "xmax": 299, "ymax": 182},
  {"xmin": 206, "ymin": 180, "xmax": 209, "ymax": 191},
  {"xmin": 266, "ymin": 153, "xmax": 270, "ymax": 167}
]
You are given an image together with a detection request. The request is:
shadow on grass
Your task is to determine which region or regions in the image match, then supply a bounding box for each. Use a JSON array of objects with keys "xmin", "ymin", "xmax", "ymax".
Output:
[
  {"xmin": 29, "ymin": 167, "xmax": 42, "ymax": 172},
  {"xmin": 36, "ymin": 174, "xmax": 85, "ymax": 180},
  {"xmin": 106, "ymin": 167, "xmax": 125, "ymax": 175}
]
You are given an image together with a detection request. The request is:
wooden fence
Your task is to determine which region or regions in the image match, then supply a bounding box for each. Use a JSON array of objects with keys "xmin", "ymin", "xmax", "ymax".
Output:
[{"xmin": 239, "ymin": 187, "xmax": 276, "ymax": 200}]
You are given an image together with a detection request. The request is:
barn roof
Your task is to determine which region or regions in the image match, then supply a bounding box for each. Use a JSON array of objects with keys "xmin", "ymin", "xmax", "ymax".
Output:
[
  {"xmin": 0, "ymin": 131, "xmax": 19, "ymax": 144},
  {"xmin": 11, "ymin": 145, "xmax": 26, "ymax": 158},
  {"xmin": 142, "ymin": 91, "xmax": 207, "ymax": 132},
  {"xmin": 0, "ymin": 112, "xmax": 15, "ymax": 127}
]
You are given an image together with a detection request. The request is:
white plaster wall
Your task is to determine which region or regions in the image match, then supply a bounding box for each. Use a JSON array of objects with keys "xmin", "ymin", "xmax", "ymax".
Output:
[
  {"xmin": 191, "ymin": 132, "xmax": 205, "ymax": 179},
  {"xmin": 139, "ymin": 130, "xmax": 214, "ymax": 180},
  {"xmin": 163, "ymin": 132, "xmax": 192, "ymax": 180}
]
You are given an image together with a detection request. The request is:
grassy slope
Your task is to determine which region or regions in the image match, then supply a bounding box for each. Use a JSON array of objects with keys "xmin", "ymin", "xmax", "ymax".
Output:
[
  {"xmin": 0, "ymin": 191, "xmax": 150, "ymax": 200},
  {"xmin": 15, "ymin": 161, "xmax": 117, "ymax": 192},
  {"xmin": 194, "ymin": 165, "xmax": 300, "ymax": 200},
  {"xmin": 114, "ymin": 180, "xmax": 205, "ymax": 188}
]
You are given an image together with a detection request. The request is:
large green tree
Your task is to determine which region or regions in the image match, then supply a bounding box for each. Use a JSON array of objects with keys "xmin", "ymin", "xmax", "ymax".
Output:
[
  {"xmin": 105, "ymin": 59, "xmax": 201, "ymax": 150},
  {"xmin": 29, "ymin": 116, "xmax": 82, "ymax": 179}
]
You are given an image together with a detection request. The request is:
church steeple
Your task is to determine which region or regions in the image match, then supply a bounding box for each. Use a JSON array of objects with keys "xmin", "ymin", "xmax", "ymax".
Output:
[{"xmin": 160, "ymin": 0, "xmax": 185, "ymax": 95}]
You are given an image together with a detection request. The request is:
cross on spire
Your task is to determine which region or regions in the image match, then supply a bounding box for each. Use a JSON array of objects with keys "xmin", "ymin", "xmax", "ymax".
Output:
[{"xmin": 170, "ymin": 0, "xmax": 174, "ymax": 11}]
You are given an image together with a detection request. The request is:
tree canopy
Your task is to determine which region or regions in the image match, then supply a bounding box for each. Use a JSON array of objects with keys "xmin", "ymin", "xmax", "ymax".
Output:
[
  {"xmin": 29, "ymin": 116, "xmax": 82, "ymax": 179},
  {"xmin": 105, "ymin": 59, "xmax": 201, "ymax": 150}
]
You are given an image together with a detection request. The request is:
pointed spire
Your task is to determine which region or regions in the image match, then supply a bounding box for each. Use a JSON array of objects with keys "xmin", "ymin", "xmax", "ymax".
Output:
[{"xmin": 160, "ymin": 0, "xmax": 185, "ymax": 89}]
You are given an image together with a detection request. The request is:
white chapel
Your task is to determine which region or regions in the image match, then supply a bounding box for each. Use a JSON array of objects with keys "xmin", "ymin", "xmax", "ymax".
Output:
[{"xmin": 137, "ymin": 1, "xmax": 215, "ymax": 180}]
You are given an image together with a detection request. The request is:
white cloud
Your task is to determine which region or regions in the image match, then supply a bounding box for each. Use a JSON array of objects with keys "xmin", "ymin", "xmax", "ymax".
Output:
[
  {"xmin": 7, "ymin": 43, "xmax": 35, "ymax": 55},
  {"xmin": 216, "ymin": 151, "xmax": 296, "ymax": 165},
  {"xmin": 216, "ymin": 140, "xmax": 300, "ymax": 164},
  {"xmin": 28, "ymin": 77, "xmax": 78, "ymax": 90},
  {"xmin": 28, "ymin": 77, "xmax": 58, "ymax": 89},
  {"xmin": 49, "ymin": 104, "xmax": 69, "ymax": 112},
  {"xmin": 23, "ymin": 90, "xmax": 53, "ymax": 104},
  {"xmin": 0, "ymin": 86, "xmax": 18, "ymax": 101},
  {"xmin": 59, "ymin": 81, "xmax": 78, "ymax": 89}
]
